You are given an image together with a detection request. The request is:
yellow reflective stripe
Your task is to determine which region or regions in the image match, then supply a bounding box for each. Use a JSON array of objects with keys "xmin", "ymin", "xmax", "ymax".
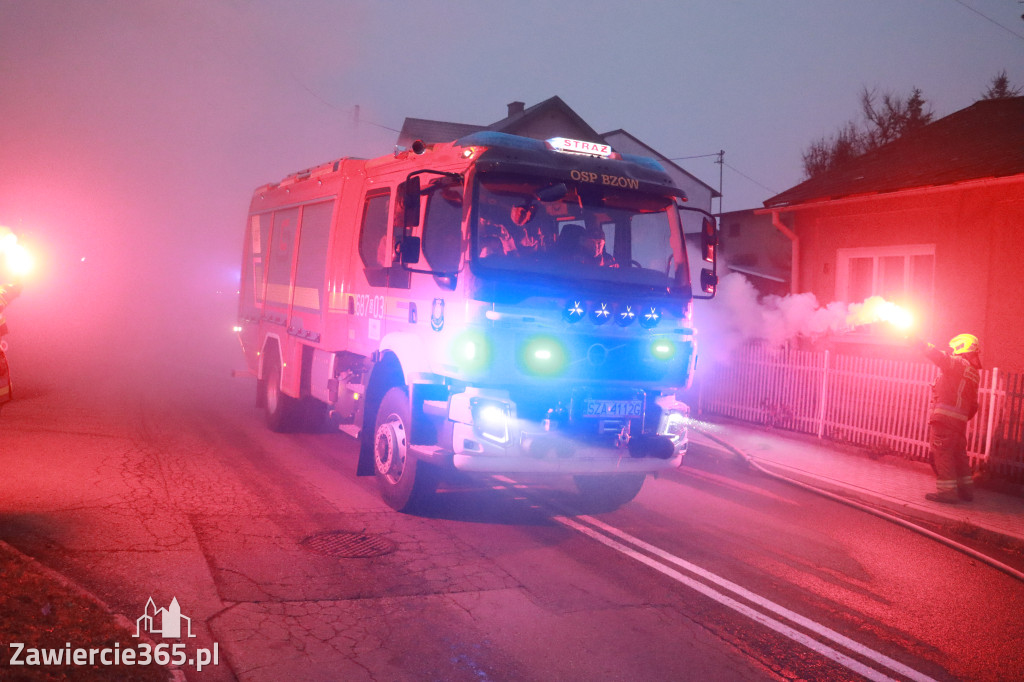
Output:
[
  {"xmin": 264, "ymin": 284, "xmax": 321, "ymax": 309},
  {"xmin": 292, "ymin": 286, "xmax": 320, "ymax": 310},
  {"xmin": 265, "ymin": 283, "xmax": 290, "ymax": 306},
  {"xmin": 933, "ymin": 404, "xmax": 969, "ymax": 421},
  {"xmin": 0, "ymin": 384, "xmax": 9, "ymax": 397},
  {"xmin": 329, "ymin": 290, "xmax": 348, "ymax": 313}
]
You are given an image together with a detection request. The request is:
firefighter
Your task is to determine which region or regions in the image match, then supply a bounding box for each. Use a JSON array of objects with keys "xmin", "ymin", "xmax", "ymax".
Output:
[
  {"xmin": 0, "ymin": 280, "xmax": 20, "ymax": 410},
  {"xmin": 580, "ymin": 225, "xmax": 618, "ymax": 267},
  {"xmin": 916, "ymin": 333, "xmax": 982, "ymax": 504}
]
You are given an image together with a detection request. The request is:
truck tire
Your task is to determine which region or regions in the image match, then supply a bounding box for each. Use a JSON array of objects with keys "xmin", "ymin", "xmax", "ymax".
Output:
[
  {"xmin": 373, "ymin": 387, "xmax": 436, "ymax": 511},
  {"xmin": 573, "ymin": 474, "xmax": 646, "ymax": 512},
  {"xmin": 263, "ymin": 356, "xmax": 300, "ymax": 432}
]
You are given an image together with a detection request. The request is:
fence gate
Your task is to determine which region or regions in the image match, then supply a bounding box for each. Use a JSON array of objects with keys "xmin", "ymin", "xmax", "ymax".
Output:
[{"xmin": 991, "ymin": 371, "xmax": 1024, "ymax": 483}]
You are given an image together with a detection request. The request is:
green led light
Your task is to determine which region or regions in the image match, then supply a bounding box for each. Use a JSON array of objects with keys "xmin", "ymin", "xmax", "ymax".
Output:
[
  {"xmin": 650, "ymin": 338, "xmax": 676, "ymax": 361},
  {"xmin": 520, "ymin": 336, "xmax": 568, "ymax": 376},
  {"xmin": 451, "ymin": 330, "xmax": 492, "ymax": 373}
]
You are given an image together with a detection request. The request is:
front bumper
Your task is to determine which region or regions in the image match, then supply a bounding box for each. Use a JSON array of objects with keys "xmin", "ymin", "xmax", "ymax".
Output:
[
  {"xmin": 452, "ymin": 435, "xmax": 685, "ymax": 473},
  {"xmin": 447, "ymin": 388, "xmax": 689, "ymax": 474}
]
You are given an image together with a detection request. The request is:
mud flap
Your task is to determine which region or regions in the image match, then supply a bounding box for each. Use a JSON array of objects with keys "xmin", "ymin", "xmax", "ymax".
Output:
[{"xmin": 357, "ymin": 437, "xmax": 375, "ymax": 476}]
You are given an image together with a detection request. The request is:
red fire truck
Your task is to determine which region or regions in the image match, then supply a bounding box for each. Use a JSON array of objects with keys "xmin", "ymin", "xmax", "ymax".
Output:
[{"xmin": 237, "ymin": 132, "xmax": 717, "ymax": 511}]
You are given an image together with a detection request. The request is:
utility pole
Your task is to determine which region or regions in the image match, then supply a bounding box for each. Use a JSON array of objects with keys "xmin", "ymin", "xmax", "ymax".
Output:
[{"xmin": 715, "ymin": 150, "xmax": 724, "ymax": 216}]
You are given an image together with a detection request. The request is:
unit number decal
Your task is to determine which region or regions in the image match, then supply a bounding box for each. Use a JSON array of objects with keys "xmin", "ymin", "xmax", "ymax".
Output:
[{"xmin": 353, "ymin": 294, "xmax": 385, "ymax": 319}]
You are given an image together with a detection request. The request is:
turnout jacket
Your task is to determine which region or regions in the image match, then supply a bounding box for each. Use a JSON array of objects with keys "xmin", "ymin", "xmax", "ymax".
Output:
[
  {"xmin": 924, "ymin": 345, "xmax": 980, "ymax": 428},
  {"xmin": 0, "ymin": 283, "xmax": 19, "ymax": 334}
]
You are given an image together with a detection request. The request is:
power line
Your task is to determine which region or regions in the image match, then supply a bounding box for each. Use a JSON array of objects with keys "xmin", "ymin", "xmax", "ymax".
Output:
[
  {"xmin": 669, "ymin": 153, "xmax": 721, "ymax": 161},
  {"xmin": 950, "ymin": 0, "xmax": 1024, "ymax": 41},
  {"xmin": 723, "ymin": 162, "xmax": 779, "ymax": 195},
  {"xmin": 672, "ymin": 152, "xmax": 779, "ymax": 196}
]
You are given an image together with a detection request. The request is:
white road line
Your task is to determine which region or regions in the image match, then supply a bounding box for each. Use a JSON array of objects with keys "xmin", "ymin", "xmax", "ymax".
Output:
[
  {"xmin": 488, "ymin": 475, "xmax": 937, "ymax": 681},
  {"xmin": 554, "ymin": 516, "xmax": 900, "ymax": 682},
  {"xmin": 554, "ymin": 512, "xmax": 938, "ymax": 682},
  {"xmin": 580, "ymin": 514, "xmax": 938, "ymax": 680}
]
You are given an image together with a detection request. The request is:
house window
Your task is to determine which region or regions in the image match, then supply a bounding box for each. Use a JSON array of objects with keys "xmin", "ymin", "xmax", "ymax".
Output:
[{"xmin": 837, "ymin": 244, "xmax": 935, "ymax": 307}]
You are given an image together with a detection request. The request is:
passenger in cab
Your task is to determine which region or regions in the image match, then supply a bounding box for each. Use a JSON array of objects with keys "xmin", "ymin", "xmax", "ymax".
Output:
[{"xmin": 478, "ymin": 218, "xmax": 517, "ymax": 258}]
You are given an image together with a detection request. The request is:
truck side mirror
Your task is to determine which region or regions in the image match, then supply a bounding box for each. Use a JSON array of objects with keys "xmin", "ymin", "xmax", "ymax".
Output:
[
  {"xmin": 399, "ymin": 235, "xmax": 421, "ymax": 264},
  {"xmin": 701, "ymin": 216, "xmax": 717, "ymax": 263},
  {"xmin": 700, "ymin": 268, "xmax": 718, "ymax": 295},
  {"xmin": 403, "ymin": 176, "xmax": 421, "ymax": 228}
]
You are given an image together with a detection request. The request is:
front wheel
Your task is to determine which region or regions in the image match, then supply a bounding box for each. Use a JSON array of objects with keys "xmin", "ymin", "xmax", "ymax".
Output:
[
  {"xmin": 573, "ymin": 474, "xmax": 646, "ymax": 512},
  {"xmin": 373, "ymin": 387, "xmax": 436, "ymax": 512}
]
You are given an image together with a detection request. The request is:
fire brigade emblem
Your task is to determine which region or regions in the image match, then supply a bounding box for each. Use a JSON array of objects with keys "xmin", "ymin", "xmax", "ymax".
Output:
[{"xmin": 430, "ymin": 298, "xmax": 445, "ymax": 331}]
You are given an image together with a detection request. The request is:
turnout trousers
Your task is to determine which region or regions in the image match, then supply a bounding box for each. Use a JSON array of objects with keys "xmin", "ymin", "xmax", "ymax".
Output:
[{"xmin": 928, "ymin": 420, "xmax": 973, "ymax": 495}]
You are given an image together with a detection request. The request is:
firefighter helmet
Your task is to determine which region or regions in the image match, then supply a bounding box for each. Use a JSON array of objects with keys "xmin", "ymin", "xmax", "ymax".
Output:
[{"xmin": 949, "ymin": 333, "xmax": 980, "ymax": 356}]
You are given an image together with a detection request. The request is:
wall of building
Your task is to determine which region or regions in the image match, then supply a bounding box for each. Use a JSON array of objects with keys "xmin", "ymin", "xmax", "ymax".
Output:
[
  {"xmin": 780, "ymin": 179, "xmax": 1024, "ymax": 371},
  {"xmin": 718, "ymin": 209, "xmax": 791, "ymax": 296}
]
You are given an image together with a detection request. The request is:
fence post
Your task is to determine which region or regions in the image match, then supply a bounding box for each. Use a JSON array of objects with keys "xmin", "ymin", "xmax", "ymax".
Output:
[
  {"xmin": 817, "ymin": 349, "xmax": 829, "ymax": 439},
  {"xmin": 985, "ymin": 367, "xmax": 999, "ymax": 459}
]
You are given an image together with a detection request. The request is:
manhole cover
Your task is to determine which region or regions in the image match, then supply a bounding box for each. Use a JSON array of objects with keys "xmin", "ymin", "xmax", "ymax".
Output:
[{"xmin": 301, "ymin": 531, "xmax": 395, "ymax": 558}]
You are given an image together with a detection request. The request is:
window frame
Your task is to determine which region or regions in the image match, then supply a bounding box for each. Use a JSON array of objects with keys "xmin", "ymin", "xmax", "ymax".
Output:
[{"xmin": 836, "ymin": 244, "xmax": 935, "ymax": 303}]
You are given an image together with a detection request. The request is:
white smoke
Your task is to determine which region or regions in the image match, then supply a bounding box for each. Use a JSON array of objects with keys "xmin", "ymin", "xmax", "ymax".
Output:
[{"xmin": 693, "ymin": 272, "xmax": 910, "ymax": 366}]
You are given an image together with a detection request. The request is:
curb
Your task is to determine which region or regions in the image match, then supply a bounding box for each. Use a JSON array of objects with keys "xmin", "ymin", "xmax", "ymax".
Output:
[{"xmin": 686, "ymin": 438, "xmax": 1024, "ymax": 555}]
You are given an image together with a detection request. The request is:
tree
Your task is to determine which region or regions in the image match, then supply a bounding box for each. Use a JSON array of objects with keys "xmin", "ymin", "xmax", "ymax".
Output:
[
  {"xmin": 981, "ymin": 70, "xmax": 1022, "ymax": 99},
  {"xmin": 801, "ymin": 121, "xmax": 863, "ymax": 179},
  {"xmin": 860, "ymin": 86, "xmax": 933, "ymax": 148},
  {"xmin": 800, "ymin": 86, "xmax": 933, "ymax": 179}
]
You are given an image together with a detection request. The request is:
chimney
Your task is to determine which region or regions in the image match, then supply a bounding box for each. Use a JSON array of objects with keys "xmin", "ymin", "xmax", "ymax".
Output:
[{"xmin": 507, "ymin": 101, "xmax": 525, "ymax": 117}]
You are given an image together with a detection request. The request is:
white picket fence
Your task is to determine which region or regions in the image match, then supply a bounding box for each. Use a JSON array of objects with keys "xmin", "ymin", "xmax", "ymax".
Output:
[{"xmin": 696, "ymin": 343, "xmax": 1008, "ymax": 471}]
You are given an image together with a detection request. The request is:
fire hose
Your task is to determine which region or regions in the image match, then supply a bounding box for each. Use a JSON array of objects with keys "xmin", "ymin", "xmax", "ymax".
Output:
[{"xmin": 688, "ymin": 423, "xmax": 1024, "ymax": 584}]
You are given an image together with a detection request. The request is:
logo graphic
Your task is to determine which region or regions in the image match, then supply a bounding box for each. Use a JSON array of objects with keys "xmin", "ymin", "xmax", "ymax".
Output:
[
  {"xmin": 430, "ymin": 298, "xmax": 445, "ymax": 331},
  {"xmin": 134, "ymin": 597, "xmax": 196, "ymax": 639}
]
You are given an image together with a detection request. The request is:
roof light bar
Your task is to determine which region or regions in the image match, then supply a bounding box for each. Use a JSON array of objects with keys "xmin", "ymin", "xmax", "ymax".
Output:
[{"xmin": 546, "ymin": 137, "xmax": 614, "ymax": 158}]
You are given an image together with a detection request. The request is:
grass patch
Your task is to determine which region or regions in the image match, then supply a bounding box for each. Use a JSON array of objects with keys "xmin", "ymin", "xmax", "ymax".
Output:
[{"xmin": 0, "ymin": 543, "xmax": 169, "ymax": 681}]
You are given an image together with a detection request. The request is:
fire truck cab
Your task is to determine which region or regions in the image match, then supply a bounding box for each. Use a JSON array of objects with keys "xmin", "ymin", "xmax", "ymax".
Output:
[{"xmin": 238, "ymin": 132, "xmax": 717, "ymax": 511}]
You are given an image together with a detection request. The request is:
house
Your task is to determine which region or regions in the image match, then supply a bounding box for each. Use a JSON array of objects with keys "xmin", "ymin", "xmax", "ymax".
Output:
[
  {"xmin": 397, "ymin": 96, "xmax": 720, "ymax": 236},
  {"xmin": 717, "ymin": 208, "xmax": 791, "ymax": 297},
  {"xmin": 760, "ymin": 96, "xmax": 1024, "ymax": 371},
  {"xmin": 398, "ymin": 97, "xmax": 603, "ymax": 148}
]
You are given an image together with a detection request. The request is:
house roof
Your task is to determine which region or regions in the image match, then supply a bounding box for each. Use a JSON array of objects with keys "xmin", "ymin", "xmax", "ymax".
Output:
[
  {"xmin": 397, "ymin": 96, "xmax": 605, "ymax": 148},
  {"xmin": 764, "ymin": 96, "xmax": 1024, "ymax": 208},
  {"xmin": 602, "ymin": 128, "xmax": 720, "ymax": 198},
  {"xmin": 483, "ymin": 95, "xmax": 604, "ymax": 140},
  {"xmin": 397, "ymin": 118, "xmax": 484, "ymax": 147}
]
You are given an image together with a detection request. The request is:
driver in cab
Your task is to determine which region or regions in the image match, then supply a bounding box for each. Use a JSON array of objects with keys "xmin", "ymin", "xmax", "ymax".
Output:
[{"xmin": 580, "ymin": 225, "xmax": 617, "ymax": 267}]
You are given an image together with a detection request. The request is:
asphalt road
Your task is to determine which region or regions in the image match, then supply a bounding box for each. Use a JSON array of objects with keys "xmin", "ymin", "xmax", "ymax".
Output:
[{"xmin": 2, "ymin": 336, "xmax": 1022, "ymax": 681}]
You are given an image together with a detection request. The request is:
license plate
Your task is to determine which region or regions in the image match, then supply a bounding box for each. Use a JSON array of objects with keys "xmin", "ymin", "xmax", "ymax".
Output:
[{"xmin": 584, "ymin": 399, "xmax": 643, "ymax": 418}]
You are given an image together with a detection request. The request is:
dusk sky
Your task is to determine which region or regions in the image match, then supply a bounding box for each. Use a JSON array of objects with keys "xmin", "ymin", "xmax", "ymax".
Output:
[{"xmin": 0, "ymin": 1, "xmax": 1020, "ymax": 364}]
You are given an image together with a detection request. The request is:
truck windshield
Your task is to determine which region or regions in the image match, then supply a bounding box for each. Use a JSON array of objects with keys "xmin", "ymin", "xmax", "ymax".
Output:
[{"xmin": 472, "ymin": 172, "xmax": 688, "ymax": 290}]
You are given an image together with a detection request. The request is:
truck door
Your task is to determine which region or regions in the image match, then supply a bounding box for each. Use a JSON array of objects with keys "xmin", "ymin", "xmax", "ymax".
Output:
[
  {"xmin": 383, "ymin": 175, "xmax": 465, "ymax": 345},
  {"xmin": 353, "ymin": 188, "xmax": 392, "ymax": 351},
  {"xmin": 289, "ymin": 200, "xmax": 334, "ymax": 345},
  {"xmin": 239, "ymin": 213, "xmax": 269, "ymax": 369}
]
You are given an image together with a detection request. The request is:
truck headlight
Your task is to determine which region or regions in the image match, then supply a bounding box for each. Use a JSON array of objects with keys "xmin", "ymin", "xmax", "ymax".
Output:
[{"xmin": 470, "ymin": 398, "xmax": 511, "ymax": 444}]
